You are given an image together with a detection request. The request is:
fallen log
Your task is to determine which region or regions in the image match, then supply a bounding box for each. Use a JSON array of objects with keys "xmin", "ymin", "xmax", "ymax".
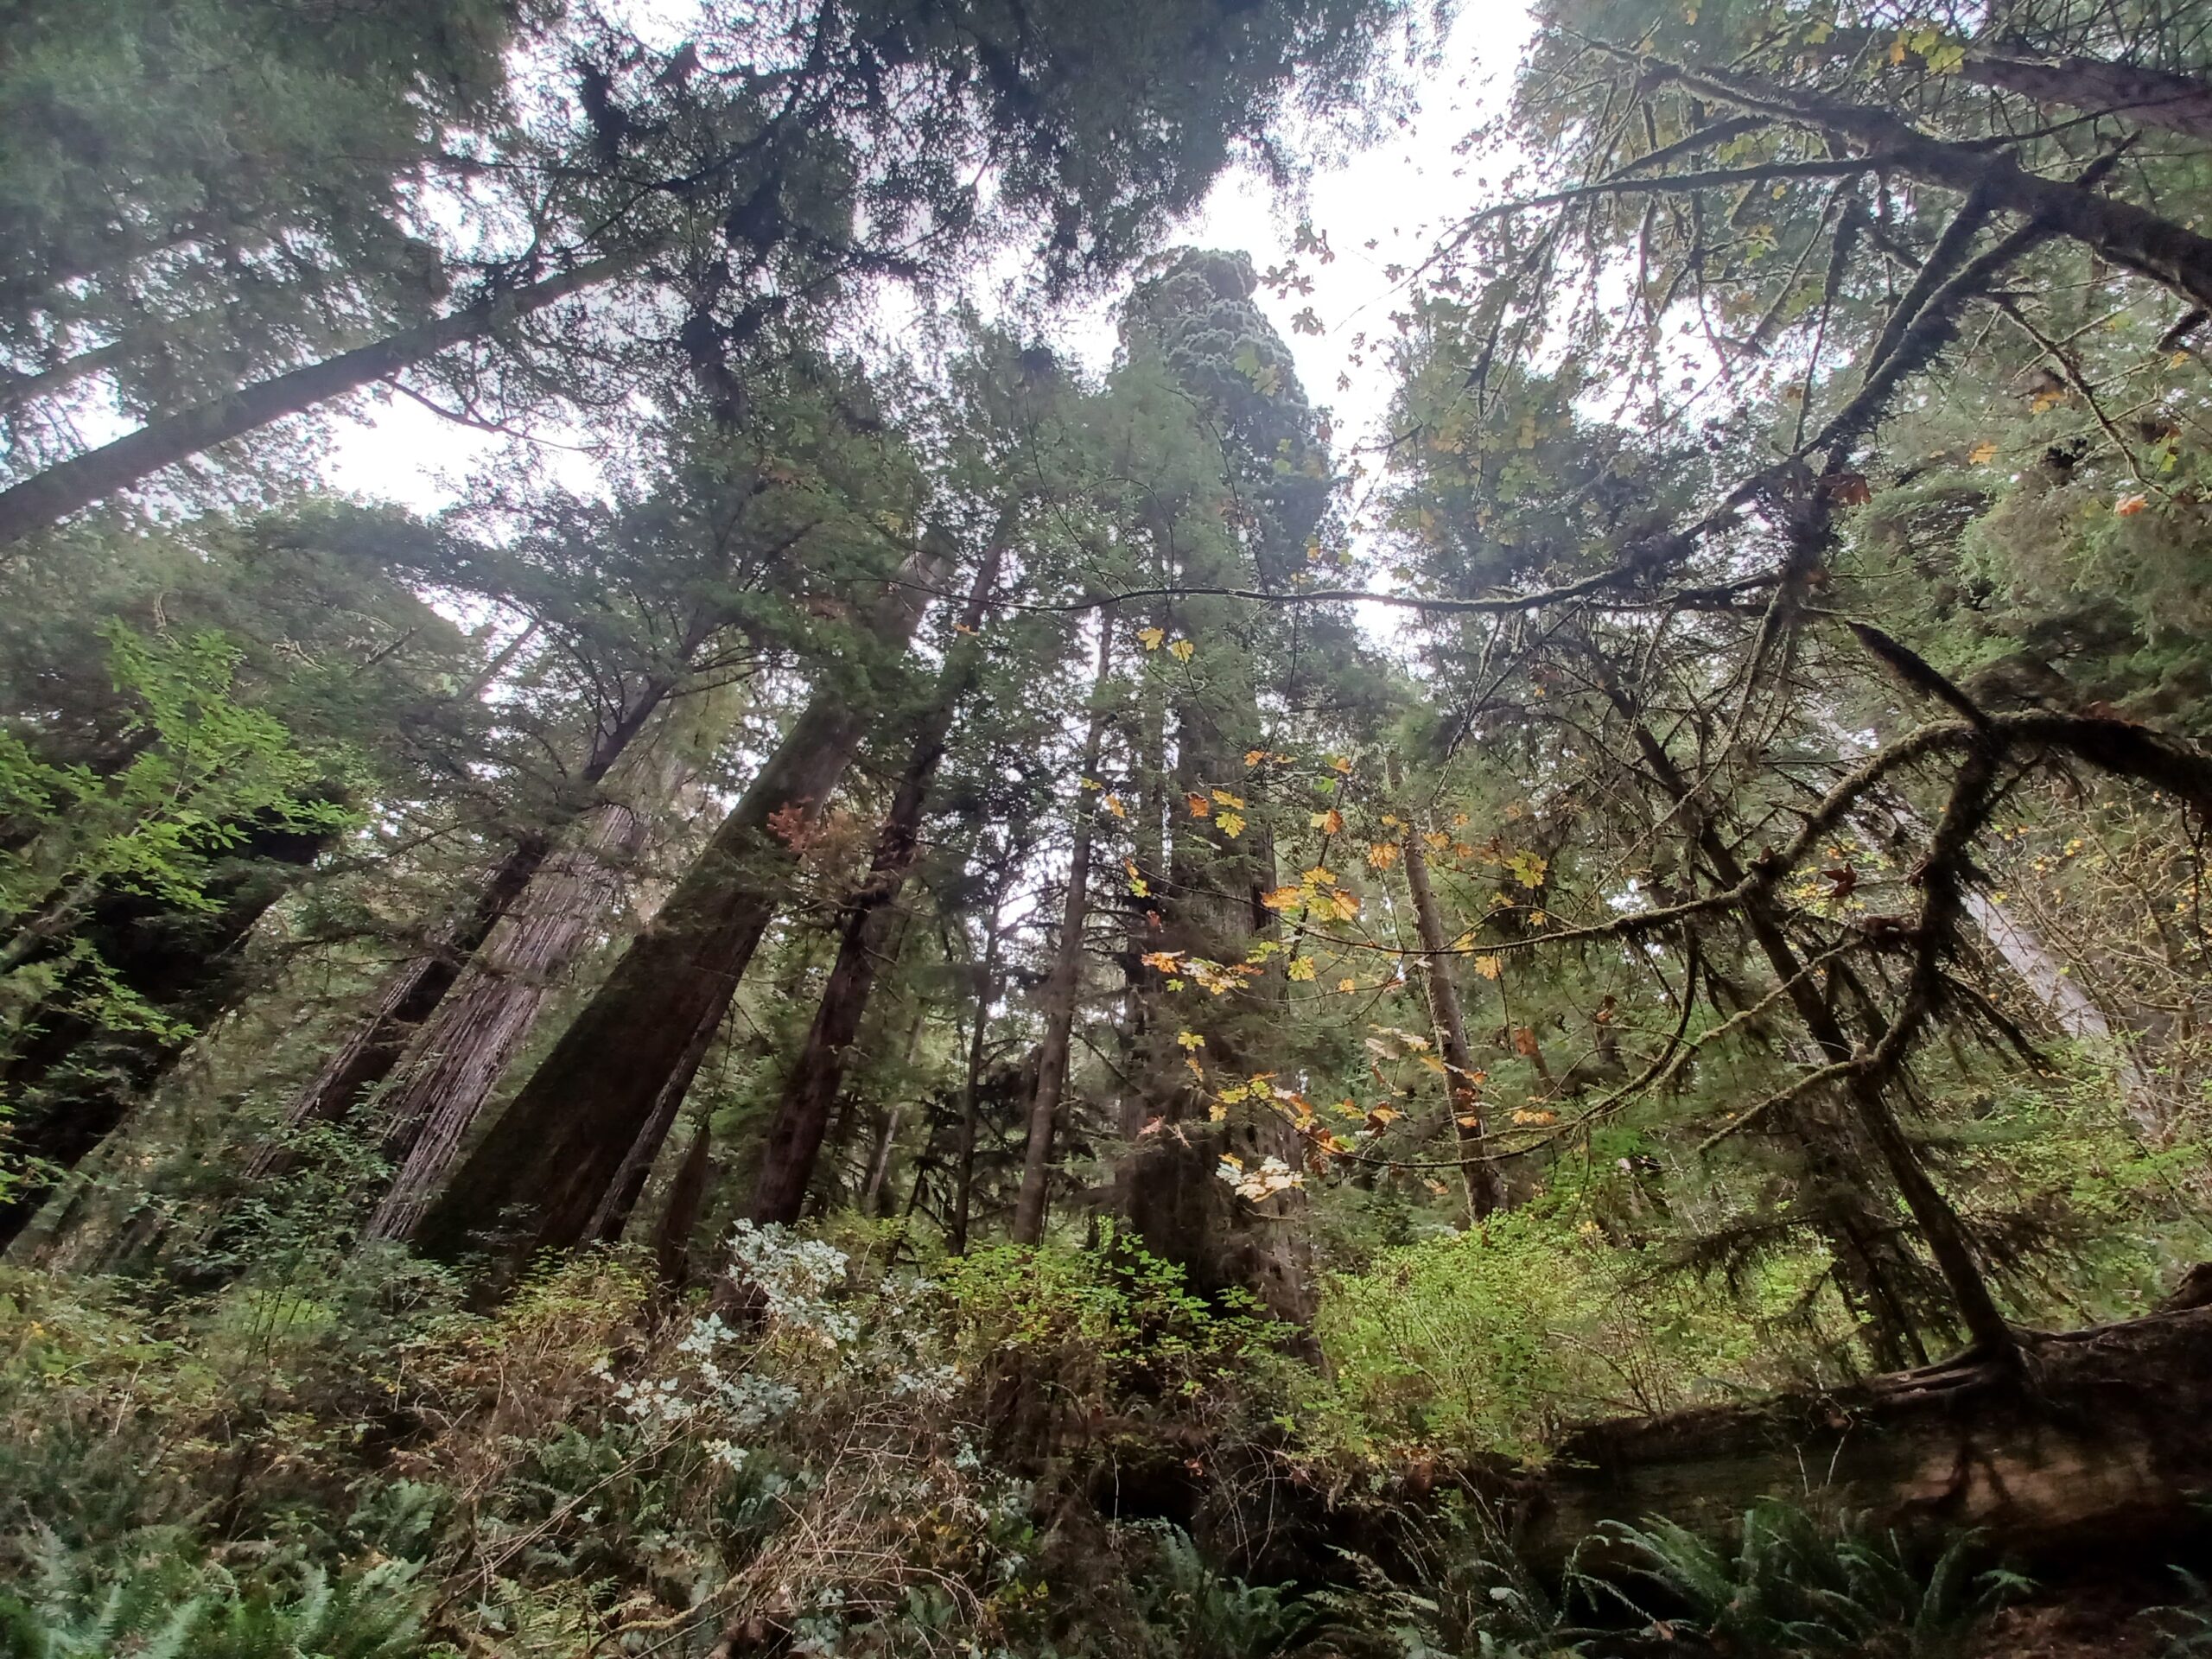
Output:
[{"xmin": 1518, "ymin": 1300, "xmax": 2212, "ymax": 1573}]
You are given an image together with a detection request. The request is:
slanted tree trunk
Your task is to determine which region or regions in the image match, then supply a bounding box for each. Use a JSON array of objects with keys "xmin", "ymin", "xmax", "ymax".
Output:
[
  {"xmin": 247, "ymin": 836, "xmax": 551, "ymax": 1181},
  {"xmin": 586, "ymin": 998, "xmax": 728, "ymax": 1246},
  {"xmin": 1613, "ymin": 699, "xmax": 2002, "ymax": 1365},
  {"xmin": 747, "ymin": 536, "xmax": 1007, "ymax": 1225},
  {"xmin": 404, "ymin": 552, "xmax": 942, "ymax": 1267},
  {"xmin": 257, "ymin": 664, "xmax": 670, "ymax": 1174},
  {"xmin": 0, "ymin": 251, "xmax": 643, "ymax": 545},
  {"xmin": 1662, "ymin": 60, "xmax": 2212, "ymax": 315},
  {"xmin": 1013, "ymin": 614, "xmax": 1114, "ymax": 1245},
  {"xmin": 358, "ymin": 794, "xmax": 650, "ymax": 1243},
  {"xmin": 1401, "ymin": 818, "xmax": 1507, "ymax": 1223},
  {"xmin": 652, "ymin": 1120, "xmax": 715, "ymax": 1284}
]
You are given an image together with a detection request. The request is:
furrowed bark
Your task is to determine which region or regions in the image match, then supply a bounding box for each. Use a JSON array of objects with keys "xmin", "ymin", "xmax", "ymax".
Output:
[
  {"xmin": 359, "ymin": 794, "xmax": 650, "ymax": 1244},
  {"xmin": 1012, "ymin": 613, "xmax": 1114, "ymax": 1246},
  {"xmin": 746, "ymin": 535, "xmax": 1006, "ymax": 1225},
  {"xmin": 405, "ymin": 553, "xmax": 940, "ymax": 1267},
  {"xmin": 0, "ymin": 251, "xmax": 639, "ymax": 545},
  {"xmin": 256, "ymin": 673, "xmax": 672, "ymax": 1178},
  {"xmin": 247, "ymin": 835, "xmax": 550, "ymax": 1180}
]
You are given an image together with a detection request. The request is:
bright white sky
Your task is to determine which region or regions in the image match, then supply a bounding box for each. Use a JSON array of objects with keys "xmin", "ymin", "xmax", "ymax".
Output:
[{"xmin": 323, "ymin": 2, "xmax": 1532, "ymax": 517}]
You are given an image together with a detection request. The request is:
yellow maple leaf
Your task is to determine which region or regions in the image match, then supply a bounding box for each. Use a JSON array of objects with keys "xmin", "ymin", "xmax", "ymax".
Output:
[
  {"xmin": 1304, "ymin": 865, "xmax": 1338, "ymax": 886},
  {"xmin": 1177, "ymin": 1030, "xmax": 1205, "ymax": 1049},
  {"xmin": 1244, "ymin": 748, "xmax": 1266, "ymax": 766},
  {"xmin": 1337, "ymin": 976, "xmax": 1358, "ymax": 994},
  {"xmin": 1967, "ymin": 440, "xmax": 1999, "ymax": 464},
  {"xmin": 1168, "ymin": 638, "xmax": 1196, "ymax": 662},
  {"xmin": 1473, "ymin": 955, "xmax": 1503, "ymax": 980},
  {"xmin": 1211, "ymin": 788, "xmax": 1245, "ymax": 809},
  {"xmin": 1287, "ymin": 956, "xmax": 1318, "ymax": 982},
  {"xmin": 1137, "ymin": 626, "xmax": 1165, "ymax": 652},
  {"xmin": 1217, "ymin": 810, "xmax": 1246, "ymax": 837}
]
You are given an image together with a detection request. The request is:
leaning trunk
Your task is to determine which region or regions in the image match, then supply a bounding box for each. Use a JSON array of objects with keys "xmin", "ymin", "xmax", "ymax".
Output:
[
  {"xmin": 1402, "ymin": 819, "xmax": 1507, "ymax": 1223},
  {"xmin": 0, "ymin": 251, "xmax": 641, "ymax": 545},
  {"xmin": 358, "ymin": 795, "xmax": 650, "ymax": 1243},
  {"xmin": 747, "ymin": 537, "xmax": 1006, "ymax": 1226},
  {"xmin": 404, "ymin": 554, "xmax": 940, "ymax": 1266}
]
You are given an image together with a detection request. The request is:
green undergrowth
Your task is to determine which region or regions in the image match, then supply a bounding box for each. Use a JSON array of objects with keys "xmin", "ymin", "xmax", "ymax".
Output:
[{"xmin": 0, "ymin": 1220, "xmax": 2174, "ymax": 1656}]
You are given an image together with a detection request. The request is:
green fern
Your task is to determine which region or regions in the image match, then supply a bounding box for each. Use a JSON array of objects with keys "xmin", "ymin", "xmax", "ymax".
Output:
[
  {"xmin": 1589, "ymin": 1500, "xmax": 2026, "ymax": 1657},
  {"xmin": 0, "ymin": 1534, "xmax": 435, "ymax": 1659}
]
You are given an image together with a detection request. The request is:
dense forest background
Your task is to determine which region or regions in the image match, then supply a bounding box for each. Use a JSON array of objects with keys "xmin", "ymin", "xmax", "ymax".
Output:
[{"xmin": 6, "ymin": 0, "xmax": 2212, "ymax": 1653}]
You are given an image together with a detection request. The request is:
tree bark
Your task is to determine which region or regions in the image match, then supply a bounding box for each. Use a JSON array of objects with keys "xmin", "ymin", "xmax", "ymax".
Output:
[
  {"xmin": 0, "ymin": 251, "xmax": 639, "ymax": 545},
  {"xmin": 258, "ymin": 672, "xmax": 673, "ymax": 1180},
  {"xmin": 404, "ymin": 551, "xmax": 941, "ymax": 1267},
  {"xmin": 246, "ymin": 834, "xmax": 550, "ymax": 1180},
  {"xmin": 746, "ymin": 536, "xmax": 1007, "ymax": 1226},
  {"xmin": 950, "ymin": 890, "xmax": 1009, "ymax": 1256},
  {"xmin": 1402, "ymin": 819, "xmax": 1508, "ymax": 1223},
  {"xmin": 1514, "ymin": 1300, "xmax": 2212, "ymax": 1576},
  {"xmin": 1013, "ymin": 614, "xmax": 1114, "ymax": 1245},
  {"xmin": 1804, "ymin": 32, "xmax": 2212, "ymax": 141},
  {"xmin": 358, "ymin": 794, "xmax": 650, "ymax": 1243}
]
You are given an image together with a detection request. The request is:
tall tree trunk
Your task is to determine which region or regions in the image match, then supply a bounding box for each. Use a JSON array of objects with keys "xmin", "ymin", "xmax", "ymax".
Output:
[
  {"xmin": 1401, "ymin": 819, "xmax": 1507, "ymax": 1223},
  {"xmin": 652, "ymin": 1119, "xmax": 715, "ymax": 1285},
  {"xmin": 247, "ymin": 836, "xmax": 550, "ymax": 1181},
  {"xmin": 1120, "ymin": 577, "xmax": 1314, "ymax": 1328},
  {"xmin": 746, "ymin": 535, "xmax": 1006, "ymax": 1225},
  {"xmin": 404, "ymin": 553, "xmax": 942, "ymax": 1267},
  {"xmin": 0, "ymin": 251, "xmax": 641, "ymax": 545},
  {"xmin": 358, "ymin": 795, "xmax": 650, "ymax": 1243},
  {"xmin": 1013, "ymin": 613, "xmax": 1114, "ymax": 1245},
  {"xmin": 586, "ymin": 998, "xmax": 728, "ymax": 1246},
  {"xmin": 950, "ymin": 890, "xmax": 1009, "ymax": 1255},
  {"xmin": 860, "ymin": 1103, "xmax": 903, "ymax": 1213},
  {"xmin": 257, "ymin": 674, "xmax": 673, "ymax": 1179}
]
